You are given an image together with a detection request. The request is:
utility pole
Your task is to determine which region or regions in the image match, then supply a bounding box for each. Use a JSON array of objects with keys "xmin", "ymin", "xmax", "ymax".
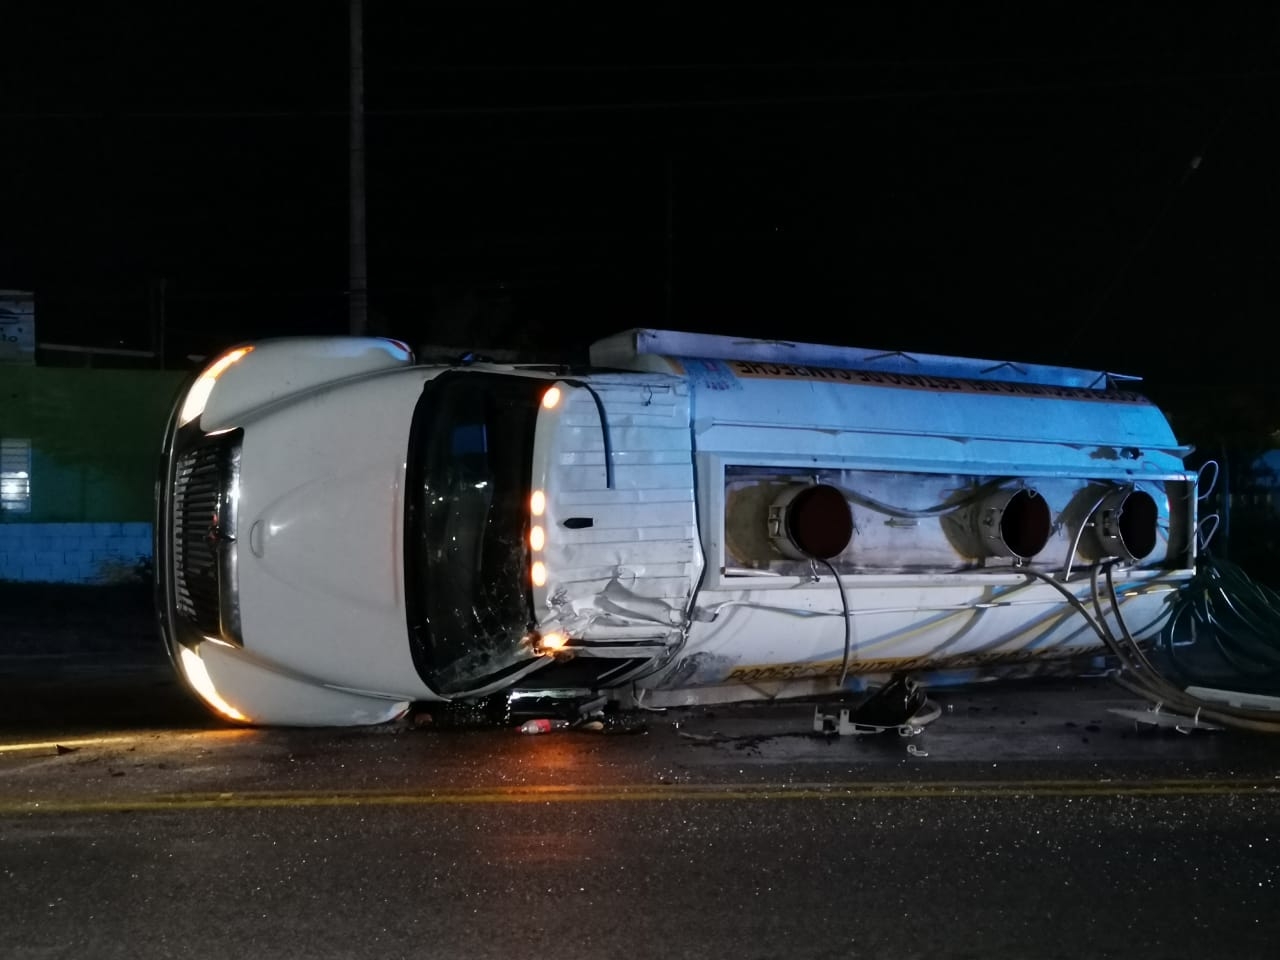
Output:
[
  {"xmin": 348, "ymin": 0, "xmax": 369, "ymax": 335},
  {"xmin": 664, "ymin": 154, "xmax": 674, "ymax": 325}
]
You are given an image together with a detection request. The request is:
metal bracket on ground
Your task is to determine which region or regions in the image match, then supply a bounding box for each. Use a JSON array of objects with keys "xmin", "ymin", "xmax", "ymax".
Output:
[
  {"xmin": 1108, "ymin": 703, "xmax": 1223, "ymax": 733},
  {"xmin": 812, "ymin": 705, "xmax": 930, "ymax": 738}
]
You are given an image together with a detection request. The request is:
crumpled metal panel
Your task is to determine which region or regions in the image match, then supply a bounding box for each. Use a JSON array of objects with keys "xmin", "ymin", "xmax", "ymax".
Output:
[{"xmin": 538, "ymin": 374, "xmax": 702, "ymax": 647}]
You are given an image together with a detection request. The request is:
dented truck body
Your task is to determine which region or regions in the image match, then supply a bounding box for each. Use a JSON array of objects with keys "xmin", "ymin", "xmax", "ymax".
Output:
[{"xmin": 155, "ymin": 329, "xmax": 1199, "ymax": 726}]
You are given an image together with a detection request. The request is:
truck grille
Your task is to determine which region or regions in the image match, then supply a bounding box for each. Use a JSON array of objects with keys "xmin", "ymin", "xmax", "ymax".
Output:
[{"xmin": 171, "ymin": 437, "xmax": 239, "ymax": 639}]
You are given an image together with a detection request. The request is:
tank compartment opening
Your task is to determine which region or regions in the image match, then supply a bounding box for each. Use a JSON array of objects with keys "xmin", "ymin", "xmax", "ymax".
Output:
[
  {"xmin": 767, "ymin": 483, "xmax": 854, "ymax": 560},
  {"xmin": 724, "ymin": 468, "xmax": 1181, "ymax": 576},
  {"xmin": 975, "ymin": 488, "xmax": 1052, "ymax": 561},
  {"xmin": 1090, "ymin": 488, "xmax": 1158, "ymax": 562}
]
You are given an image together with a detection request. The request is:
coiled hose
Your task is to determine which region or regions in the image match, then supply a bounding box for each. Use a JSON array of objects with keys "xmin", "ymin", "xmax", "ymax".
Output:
[
  {"xmin": 1159, "ymin": 553, "xmax": 1280, "ymax": 688},
  {"xmin": 1022, "ymin": 559, "xmax": 1280, "ymax": 734}
]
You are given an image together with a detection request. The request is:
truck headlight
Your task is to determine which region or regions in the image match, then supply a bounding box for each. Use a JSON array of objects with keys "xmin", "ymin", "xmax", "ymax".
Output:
[
  {"xmin": 178, "ymin": 645, "xmax": 249, "ymax": 722},
  {"xmin": 179, "ymin": 346, "xmax": 254, "ymax": 426}
]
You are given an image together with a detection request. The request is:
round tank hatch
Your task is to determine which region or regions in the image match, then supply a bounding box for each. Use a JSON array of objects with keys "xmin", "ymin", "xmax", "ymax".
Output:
[
  {"xmin": 768, "ymin": 484, "xmax": 854, "ymax": 560},
  {"xmin": 1091, "ymin": 489, "xmax": 1158, "ymax": 562},
  {"xmin": 977, "ymin": 488, "xmax": 1052, "ymax": 561}
]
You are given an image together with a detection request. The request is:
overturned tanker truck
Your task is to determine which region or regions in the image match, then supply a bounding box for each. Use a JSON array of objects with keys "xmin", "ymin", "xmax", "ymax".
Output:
[{"xmin": 154, "ymin": 328, "xmax": 1201, "ymax": 726}]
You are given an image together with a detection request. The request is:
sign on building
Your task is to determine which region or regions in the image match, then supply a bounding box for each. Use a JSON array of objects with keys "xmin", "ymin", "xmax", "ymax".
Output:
[{"xmin": 0, "ymin": 290, "xmax": 35, "ymax": 364}]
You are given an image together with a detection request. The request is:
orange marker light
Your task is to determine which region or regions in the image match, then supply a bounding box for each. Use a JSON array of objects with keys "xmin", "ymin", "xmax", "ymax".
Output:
[
  {"xmin": 541, "ymin": 386, "xmax": 561, "ymax": 409},
  {"xmin": 530, "ymin": 525, "xmax": 545, "ymax": 551},
  {"xmin": 536, "ymin": 631, "xmax": 567, "ymax": 653},
  {"xmin": 531, "ymin": 561, "xmax": 548, "ymax": 587}
]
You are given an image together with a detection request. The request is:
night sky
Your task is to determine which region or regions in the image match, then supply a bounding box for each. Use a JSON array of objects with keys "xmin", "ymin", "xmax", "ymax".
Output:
[{"xmin": 4, "ymin": 3, "xmax": 1278, "ymax": 402}]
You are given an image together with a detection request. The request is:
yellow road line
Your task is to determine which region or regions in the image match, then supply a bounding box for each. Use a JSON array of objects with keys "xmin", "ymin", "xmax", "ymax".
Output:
[
  {"xmin": 2, "ymin": 778, "xmax": 1278, "ymax": 815},
  {"xmin": 0, "ymin": 736, "xmax": 142, "ymax": 756}
]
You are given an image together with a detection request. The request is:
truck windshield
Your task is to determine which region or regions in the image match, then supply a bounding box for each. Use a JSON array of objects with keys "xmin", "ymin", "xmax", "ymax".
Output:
[{"xmin": 404, "ymin": 370, "xmax": 543, "ymax": 693}]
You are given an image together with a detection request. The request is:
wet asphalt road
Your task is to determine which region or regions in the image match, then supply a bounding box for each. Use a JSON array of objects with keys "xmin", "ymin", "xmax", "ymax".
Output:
[
  {"xmin": 3, "ymin": 582, "xmax": 1280, "ymax": 959},
  {"xmin": 3, "ymin": 643, "xmax": 1280, "ymax": 960}
]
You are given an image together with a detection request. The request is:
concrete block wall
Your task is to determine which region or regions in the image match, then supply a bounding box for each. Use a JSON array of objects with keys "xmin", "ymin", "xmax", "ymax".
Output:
[{"xmin": 0, "ymin": 522, "xmax": 152, "ymax": 583}]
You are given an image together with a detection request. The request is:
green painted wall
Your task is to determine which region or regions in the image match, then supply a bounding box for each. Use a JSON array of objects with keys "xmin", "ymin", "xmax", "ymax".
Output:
[{"xmin": 0, "ymin": 367, "xmax": 191, "ymax": 522}]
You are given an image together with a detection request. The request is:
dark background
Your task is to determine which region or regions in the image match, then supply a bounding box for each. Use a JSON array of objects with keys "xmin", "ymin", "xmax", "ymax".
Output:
[{"xmin": 3, "ymin": 3, "xmax": 1278, "ymax": 424}]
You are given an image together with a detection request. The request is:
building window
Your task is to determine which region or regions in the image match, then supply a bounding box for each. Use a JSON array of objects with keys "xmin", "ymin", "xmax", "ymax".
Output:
[{"xmin": 1, "ymin": 438, "xmax": 31, "ymax": 513}]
